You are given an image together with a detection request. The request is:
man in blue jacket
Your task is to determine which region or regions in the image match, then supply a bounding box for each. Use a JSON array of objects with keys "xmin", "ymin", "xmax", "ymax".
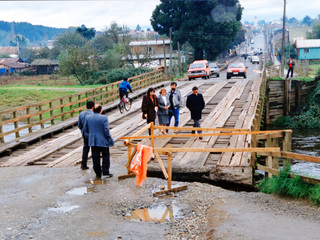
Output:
[
  {"xmin": 78, "ymin": 101, "xmax": 95, "ymax": 170},
  {"xmin": 119, "ymin": 77, "xmax": 133, "ymax": 100},
  {"xmin": 83, "ymin": 104, "xmax": 114, "ymax": 179}
]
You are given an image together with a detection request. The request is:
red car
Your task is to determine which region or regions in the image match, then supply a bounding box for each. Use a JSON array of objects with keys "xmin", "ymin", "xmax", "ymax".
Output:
[{"xmin": 226, "ymin": 63, "xmax": 247, "ymax": 79}]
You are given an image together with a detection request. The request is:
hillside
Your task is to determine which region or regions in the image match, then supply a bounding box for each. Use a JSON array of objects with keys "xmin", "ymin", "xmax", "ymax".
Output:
[{"xmin": 0, "ymin": 20, "xmax": 66, "ymax": 46}]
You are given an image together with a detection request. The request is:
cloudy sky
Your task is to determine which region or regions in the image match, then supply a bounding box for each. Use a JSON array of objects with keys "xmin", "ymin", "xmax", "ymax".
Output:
[{"xmin": 0, "ymin": 0, "xmax": 319, "ymax": 31}]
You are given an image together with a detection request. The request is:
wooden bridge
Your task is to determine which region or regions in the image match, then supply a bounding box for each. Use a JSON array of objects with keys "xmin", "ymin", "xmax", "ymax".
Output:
[{"xmin": 1, "ymin": 60, "xmax": 319, "ymax": 186}]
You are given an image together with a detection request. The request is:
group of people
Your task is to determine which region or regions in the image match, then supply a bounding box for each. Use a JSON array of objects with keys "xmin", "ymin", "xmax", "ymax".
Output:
[
  {"xmin": 78, "ymin": 79, "xmax": 206, "ymax": 179},
  {"xmin": 141, "ymin": 82, "xmax": 205, "ymax": 138},
  {"xmin": 78, "ymin": 101, "xmax": 114, "ymax": 179}
]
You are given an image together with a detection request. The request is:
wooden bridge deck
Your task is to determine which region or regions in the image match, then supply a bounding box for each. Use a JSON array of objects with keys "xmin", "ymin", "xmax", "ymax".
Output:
[{"xmin": 0, "ymin": 61, "xmax": 264, "ymax": 185}]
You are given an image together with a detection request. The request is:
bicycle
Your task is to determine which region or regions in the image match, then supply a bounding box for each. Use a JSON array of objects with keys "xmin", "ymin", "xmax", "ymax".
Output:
[{"xmin": 118, "ymin": 96, "xmax": 132, "ymax": 113}]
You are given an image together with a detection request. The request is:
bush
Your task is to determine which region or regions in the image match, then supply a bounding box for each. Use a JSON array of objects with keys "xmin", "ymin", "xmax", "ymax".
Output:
[
  {"xmin": 258, "ymin": 166, "xmax": 320, "ymax": 205},
  {"xmin": 273, "ymin": 79, "xmax": 320, "ymax": 129}
]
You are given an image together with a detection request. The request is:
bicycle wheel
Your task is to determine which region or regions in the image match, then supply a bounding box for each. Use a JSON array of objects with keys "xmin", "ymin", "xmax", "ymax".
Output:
[
  {"xmin": 118, "ymin": 100, "xmax": 125, "ymax": 114},
  {"xmin": 124, "ymin": 98, "xmax": 132, "ymax": 111}
]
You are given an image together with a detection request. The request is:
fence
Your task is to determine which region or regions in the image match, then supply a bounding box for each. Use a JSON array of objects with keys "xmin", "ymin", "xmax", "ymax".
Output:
[
  {"xmin": 0, "ymin": 69, "xmax": 164, "ymax": 143},
  {"xmin": 256, "ymin": 130, "xmax": 320, "ymax": 185},
  {"xmin": 0, "ymin": 74, "xmax": 78, "ymax": 86}
]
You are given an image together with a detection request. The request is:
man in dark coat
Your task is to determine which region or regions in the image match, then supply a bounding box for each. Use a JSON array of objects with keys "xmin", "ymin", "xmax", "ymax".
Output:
[
  {"xmin": 78, "ymin": 100, "xmax": 95, "ymax": 170},
  {"xmin": 83, "ymin": 104, "xmax": 114, "ymax": 179},
  {"xmin": 186, "ymin": 86, "xmax": 205, "ymax": 139}
]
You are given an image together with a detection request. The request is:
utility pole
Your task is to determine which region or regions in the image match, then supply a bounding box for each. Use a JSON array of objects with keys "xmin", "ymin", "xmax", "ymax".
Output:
[
  {"xmin": 169, "ymin": 28, "xmax": 173, "ymax": 73},
  {"xmin": 273, "ymin": 24, "xmax": 275, "ymax": 64},
  {"xmin": 178, "ymin": 42, "xmax": 181, "ymax": 75},
  {"xmin": 163, "ymin": 39, "xmax": 167, "ymax": 76},
  {"xmin": 280, "ymin": 0, "xmax": 287, "ymax": 77}
]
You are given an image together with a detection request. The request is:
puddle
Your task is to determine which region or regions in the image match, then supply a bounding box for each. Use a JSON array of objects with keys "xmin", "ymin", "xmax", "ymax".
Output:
[
  {"xmin": 125, "ymin": 203, "xmax": 182, "ymax": 223},
  {"xmin": 48, "ymin": 205, "xmax": 79, "ymax": 213},
  {"xmin": 66, "ymin": 186, "xmax": 95, "ymax": 196},
  {"xmin": 85, "ymin": 179, "xmax": 108, "ymax": 185}
]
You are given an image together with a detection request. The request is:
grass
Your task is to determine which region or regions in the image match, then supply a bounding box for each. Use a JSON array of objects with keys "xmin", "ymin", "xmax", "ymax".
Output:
[
  {"xmin": 259, "ymin": 166, "xmax": 320, "ymax": 205},
  {"xmin": 307, "ymin": 64, "xmax": 320, "ymax": 76},
  {"xmin": 0, "ymin": 84, "xmax": 104, "ymax": 89},
  {"xmin": 0, "ymin": 88, "xmax": 79, "ymax": 112}
]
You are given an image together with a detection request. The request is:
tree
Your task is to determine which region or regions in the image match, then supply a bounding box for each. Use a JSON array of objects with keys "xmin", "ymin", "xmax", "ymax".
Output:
[
  {"xmin": 135, "ymin": 24, "xmax": 142, "ymax": 31},
  {"xmin": 287, "ymin": 17, "xmax": 299, "ymax": 25},
  {"xmin": 97, "ymin": 44, "xmax": 123, "ymax": 70},
  {"xmin": 232, "ymin": 28, "xmax": 246, "ymax": 46},
  {"xmin": 307, "ymin": 23, "xmax": 320, "ymax": 39},
  {"xmin": 54, "ymin": 31, "xmax": 87, "ymax": 50},
  {"xmin": 302, "ymin": 15, "xmax": 313, "ymax": 26},
  {"xmin": 9, "ymin": 34, "xmax": 29, "ymax": 47},
  {"xmin": 76, "ymin": 24, "xmax": 96, "ymax": 40},
  {"xmin": 107, "ymin": 22, "xmax": 124, "ymax": 44},
  {"xmin": 151, "ymin": 0, "xmax": 243, "ymax": 60},
  {"xmin": 57, "ymin": 46, "xmax": 97, "ymax": 84}
]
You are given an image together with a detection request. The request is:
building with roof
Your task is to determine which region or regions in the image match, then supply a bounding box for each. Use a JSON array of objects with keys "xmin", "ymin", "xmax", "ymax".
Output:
[
  {"xmin": 30, "ymin": 59, "xmax": 58, "ymax": 74},
  {"xmin": 0, "ymin": 58, "xmax": 28, "ymax": 75},
  {"xmin": 295, "ymin": 39, "xmax": 320, "ymax": 60},
  {"xmin": 126, "ymin": 39, "xmax": 181, "ymax": 68}
]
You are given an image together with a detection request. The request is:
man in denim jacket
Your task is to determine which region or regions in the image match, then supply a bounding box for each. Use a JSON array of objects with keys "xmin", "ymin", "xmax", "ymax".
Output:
[{"xmin": 166, "ymin": 82, "xmax": 183, "ymax": 133}]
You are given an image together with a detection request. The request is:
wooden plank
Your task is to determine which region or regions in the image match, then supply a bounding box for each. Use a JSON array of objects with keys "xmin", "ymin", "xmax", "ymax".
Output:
[
  {"xmin": 157, "ymin": 147, "xmax": 280, "ymax": 153},
  {"xmin": 1, "ymin": 130, "xmax": 81, "ymax": 167},
  {"xmin": 154, "ymin": 150, "xmax": 169, "ymax": 179},
  {"xmin": 153, "ymin": 185, "xmax": 188, "ymax": 197},
  {"xmin": 281, "ymin": 152, "xmax": 320, "ymax": 164}
]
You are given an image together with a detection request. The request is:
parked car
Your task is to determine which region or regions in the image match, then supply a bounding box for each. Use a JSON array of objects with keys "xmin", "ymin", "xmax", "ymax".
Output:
[
  {"xmin": 208, "ymin": 62, "xmax": 220, "ymax": 77},
  {"xmin": 187, "ymin": 60, "xmax": 210, "ymax": 80},
  {"xmin": 226, "ymin": 62, "xmax": 247, "ymax": 79},
  {"xmin": 251, "ymin": 56, "xmax": 260, "ymax": 64}
]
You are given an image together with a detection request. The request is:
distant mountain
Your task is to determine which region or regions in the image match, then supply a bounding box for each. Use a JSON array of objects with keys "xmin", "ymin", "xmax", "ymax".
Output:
[{"xmin": 0, "ymin": 20, "xmax": 67, "ymax": 46}]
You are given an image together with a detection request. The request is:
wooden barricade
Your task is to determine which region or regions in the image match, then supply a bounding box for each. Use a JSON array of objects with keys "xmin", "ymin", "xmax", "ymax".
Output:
[
  {"xmin": 0, "ymin": 70, "xmax": 164, "ymax": 143},
  {"xmin": 119, "ymin": 123, "xmax": 294, "ymax": 191}
]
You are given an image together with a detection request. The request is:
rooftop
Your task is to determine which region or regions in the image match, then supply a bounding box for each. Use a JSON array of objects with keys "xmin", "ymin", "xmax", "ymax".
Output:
[
  {"xmin": 129, "ymin": 39, "xmax": 171, "ymax": 46},
  {"xmin": 296, "ymin": 39, "xmax": 320, "ymax": 48}
]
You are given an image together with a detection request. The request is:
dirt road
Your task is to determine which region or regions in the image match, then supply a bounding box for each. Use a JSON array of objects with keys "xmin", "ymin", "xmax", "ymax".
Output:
[{"xmin": 1, "ymin": 159, "xmax": 320, "ymax": 240}]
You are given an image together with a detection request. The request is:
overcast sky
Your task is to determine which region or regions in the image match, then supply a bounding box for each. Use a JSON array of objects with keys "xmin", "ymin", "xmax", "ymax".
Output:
[{"xmin": 0, "ymin": 0, "xmax": 319, "ymax": 31}]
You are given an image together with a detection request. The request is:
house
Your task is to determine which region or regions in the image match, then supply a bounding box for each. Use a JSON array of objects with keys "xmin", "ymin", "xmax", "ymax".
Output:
[
  {"xmin": 295, "ymin": 39, "xmax": 320, "ymax": 60},
  {"xmin": 0, "ymin": 58, "xmax": 28, "ymax": 75},
  {"xmin": 30, "ymin": 59, "xmax": 58, "ymax": 74},
  {"xmin": 125, "ymin": 39, "xmax": 180, "ymax": 68},
  {"xmin": 0, "ymin": 47, "xmax": 19, "ymax": 58}
]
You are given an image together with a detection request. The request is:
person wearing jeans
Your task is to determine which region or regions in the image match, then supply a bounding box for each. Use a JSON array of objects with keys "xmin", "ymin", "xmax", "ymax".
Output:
[{"xmin": 166, "ymin": 82, "xmax": 183, "ymax": 133}]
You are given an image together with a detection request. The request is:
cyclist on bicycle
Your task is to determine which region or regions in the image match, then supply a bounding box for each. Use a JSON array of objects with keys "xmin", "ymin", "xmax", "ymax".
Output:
[{"xmin": 119, "ymin": 77, "xmax": 133, "ymax": 101}]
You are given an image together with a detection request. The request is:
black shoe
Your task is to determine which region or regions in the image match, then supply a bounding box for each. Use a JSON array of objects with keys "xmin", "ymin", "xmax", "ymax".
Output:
[
  {"xmin": 81, "ymin": 166, "xmax": 89, "ymax": 170},
  {"xmin": 191, "ymin": 131, "xmax": 195, "ymax": 134},
  {"xmin": 199, "ymin": 137, "xmax": 203, "ymax": 140},
  {"xmin": 96, "ymin": 175, "xmax": 101, "ymax": 179},
  {"xmin": 102, "ymin": 173, "xmax": 113, "ymax": 178}
]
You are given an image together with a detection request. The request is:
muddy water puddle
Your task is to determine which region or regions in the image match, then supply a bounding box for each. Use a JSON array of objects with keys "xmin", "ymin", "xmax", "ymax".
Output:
[
  {"xmin": 48, "ymin": 204, "xmax": 79, "ymax": 213},
  {"xmin": 125, "ymin": 203, "xmax": 182, "ymax": 223},
  {"xmin": 85, "ymin": 178, "xmax": 108, "ymax": 185},
  {"xmin": 66, "ymin": 186, "xmax": 95, "ymax": 196}
]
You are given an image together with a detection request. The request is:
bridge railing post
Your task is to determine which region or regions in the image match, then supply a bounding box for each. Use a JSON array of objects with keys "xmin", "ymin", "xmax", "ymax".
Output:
[{"xmin": 282, "ymin": 130, "xmax": 292, "ymax": 167}]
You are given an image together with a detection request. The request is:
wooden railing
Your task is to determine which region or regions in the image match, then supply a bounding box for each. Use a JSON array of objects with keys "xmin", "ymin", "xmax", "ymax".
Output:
[
  {"xmin": 0, "ymin": 70, "xmax": 164, "ymax": 143},
  {"xmin": 121, "ymin": 124, "xmax": 320, "ymax": 186},
  {"xmin": 256, "ymin": 129, "xmax": 320, "ymax": 185}
]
